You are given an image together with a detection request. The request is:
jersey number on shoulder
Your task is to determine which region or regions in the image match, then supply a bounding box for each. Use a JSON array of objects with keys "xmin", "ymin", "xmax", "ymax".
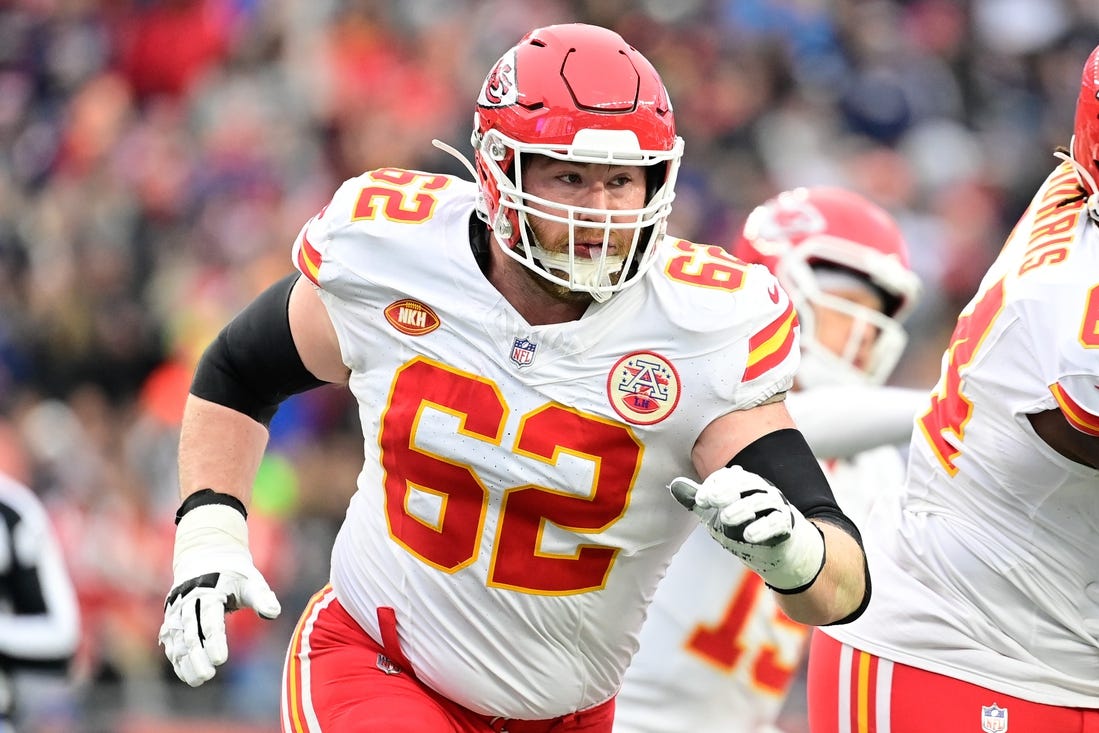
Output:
[
  {"xmin": 379, "ymin": 357, "xmax": 642, "ymax": 596},
  {"xmin": 666, "ymin": 240, "xmax": 750, "ymax": 291},
  {"xmin": 918, "ymin": 278, "xmax": 1006, "ymax": 473},
  {"xmin": 352, "ymin": 168, "xmax": 449, "ymax": 224},
  {"xmin": 685, "ymin": 572, "xmax": 807, "ymax": 693}
]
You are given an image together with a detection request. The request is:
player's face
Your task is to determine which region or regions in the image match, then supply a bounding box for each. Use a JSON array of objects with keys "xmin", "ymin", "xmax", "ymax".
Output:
[
  {"xmin": 521, "ymin": 156, "xmax": 647, "ymax": 290},
  {"xmin": 813, "ymin": 287, "xmax": 886, "ymax": 371}
]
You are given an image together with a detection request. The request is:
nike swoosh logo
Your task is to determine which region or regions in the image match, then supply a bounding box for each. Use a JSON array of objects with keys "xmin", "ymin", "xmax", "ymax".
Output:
[{"xmin": 768, "ymin": 284, "xmax": 781, "ymax": 304}]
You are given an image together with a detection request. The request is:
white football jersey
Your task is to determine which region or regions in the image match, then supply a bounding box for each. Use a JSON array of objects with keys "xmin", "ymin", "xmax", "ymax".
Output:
[
  {"xmin": 825, "ymin": 162, "xmax": 1099, "ymax": 706},
  {"xmin": 290, "ymin": 167, "xmax": 800, "ymax": 719},
  {"xmin": 614, "ymin": 424, "xmax": 905, "ymax": 733}
]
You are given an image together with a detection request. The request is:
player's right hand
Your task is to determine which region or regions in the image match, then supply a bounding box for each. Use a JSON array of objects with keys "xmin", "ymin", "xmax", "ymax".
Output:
[
  {"xmin": 159, "ymin": 503, "xmax": 281, "ymax": 687},
  {"xmin": 669, "ymin": 465, "xmax": 825, "ymax": 592}
]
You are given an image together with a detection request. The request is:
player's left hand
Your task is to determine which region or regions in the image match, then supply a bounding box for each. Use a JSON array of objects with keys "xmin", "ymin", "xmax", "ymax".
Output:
[
  {"xmin": 669, "ymin": 465, "xmax": 825, "ymax": 591},
  {"xmin": 158, "ymin": 504, "xmax": 281, "ymax": 687}
]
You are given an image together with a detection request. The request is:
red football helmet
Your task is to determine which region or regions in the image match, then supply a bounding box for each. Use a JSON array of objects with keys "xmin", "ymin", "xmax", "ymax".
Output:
[
  {"xmin": 1071, "ymin": 44, "xmax": 1099, "ymax": 196},
  {"xmin": 471, "ymin": 23, "xmax": 684, "ymax": 301},
  {"xmin": 733, "ymin": 187, "xmax": 922, "ymax": 387}
]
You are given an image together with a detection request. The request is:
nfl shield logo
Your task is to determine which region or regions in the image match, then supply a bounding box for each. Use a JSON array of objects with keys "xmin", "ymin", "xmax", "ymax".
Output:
[
  {"xmin": 510, "ymin": 337, "xmax": 537, "ymax": 367},
  {"xmin": 981, "ymin": 703, "xmax": 1008, "ymax": 732},
  {"xmin": 376, "ymin": 653, "xmax": 402, "ymax": 675}
]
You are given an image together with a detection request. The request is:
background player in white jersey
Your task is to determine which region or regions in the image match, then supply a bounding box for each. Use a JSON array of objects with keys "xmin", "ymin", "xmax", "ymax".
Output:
[
  {"xmin": 157, "ymin": 24, "xmax": 872, "ymax": 732},
  {"xmin": 0, "ymin": 470, "xmax": 80, "ymax": 733},
  {"xmin": 614, "ymin": 187, "xmax": 923, "ymax": 733},
  {"xmin": 807, "ymin": 43, "xmax": 1099, "ymax": 732}
]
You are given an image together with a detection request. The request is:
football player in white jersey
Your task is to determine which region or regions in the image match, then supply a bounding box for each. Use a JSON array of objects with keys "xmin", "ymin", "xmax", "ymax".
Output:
[
  {"xmin": 0, "ymin": 470, "xmax": 80, "ymax": 733},
  {"xmin": 806, "ymin": 43, "xmax": 1099, "ymax": 732},
  {"xmin": 157, "ymin": 24, "xmax": 872, "ymax": 732},
  {"xmin": 613, "ymin": 187, "xmax": 923, "ymax": 733}
]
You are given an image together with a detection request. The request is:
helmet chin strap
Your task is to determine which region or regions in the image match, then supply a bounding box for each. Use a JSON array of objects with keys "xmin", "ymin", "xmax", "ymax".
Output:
[
  {"xmin": 527, "ymin": 244, "xmax": 625, "ymax": 303},
  {"xmin": 521, "ymin": 218, "xmax": 626, "ymax": 302},
  {"xmin": 1055, "ymin": 147, "xmax": 1099, "ymax": 222},
  {"xmin": 432, "ymin": 138, "xmax": 478, "ymax": 180}
]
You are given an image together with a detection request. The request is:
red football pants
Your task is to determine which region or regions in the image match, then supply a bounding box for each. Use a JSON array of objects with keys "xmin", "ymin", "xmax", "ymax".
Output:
[
  {"xmin": 281, "ymin": 585, "xmax": 616, "ymax": 732},
  {"xmin": 806, "ymin": 630, "xmax": 1099, "ymax": 733}
]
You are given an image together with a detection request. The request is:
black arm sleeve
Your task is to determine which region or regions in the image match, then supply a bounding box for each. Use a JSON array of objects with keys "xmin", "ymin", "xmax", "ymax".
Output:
[
  {"xmin": 190, "ymin": 273, "xmax": 327, "ymax": 426},
  {"xmin": 727, "ymin": 428, "xmax": 861, "ymax": 541},
  {"xmin": 728, "ymin": 428, "xmax": 871, "ymax": 623}
]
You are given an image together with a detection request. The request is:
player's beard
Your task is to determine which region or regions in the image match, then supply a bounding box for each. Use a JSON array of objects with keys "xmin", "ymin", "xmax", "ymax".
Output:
[
  {"xmin": 522, "ymin": 217, "xmax": 631, "ymax": 302},
  {"xmin": 524, "ymin": 266, "xmax": 592, "ymax": 303}
]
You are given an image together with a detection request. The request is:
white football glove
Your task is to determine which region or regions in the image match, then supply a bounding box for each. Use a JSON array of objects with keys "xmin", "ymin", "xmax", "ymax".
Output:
[
  {"xmin": 159, "ymin": 503, "xmax": 281, "ymax": 687},
  {"xmin": 669, "ymin": 465, "xmax": 825, "ymax": 591}
]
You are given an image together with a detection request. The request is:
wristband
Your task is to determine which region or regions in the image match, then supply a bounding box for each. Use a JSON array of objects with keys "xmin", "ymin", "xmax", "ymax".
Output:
[
  {"xmin": 765, "ymin": 522, "xmax": 826, "ymax": 594},
  {"xmin": 175, "ymin": 488, "xmax": 247, "ymax": 525}
]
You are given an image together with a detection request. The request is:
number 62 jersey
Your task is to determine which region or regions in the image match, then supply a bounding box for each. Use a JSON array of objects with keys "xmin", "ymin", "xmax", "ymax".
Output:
[
  {"xmin": 823, "ymin": 161, "xmax": 1099, "ymax": 707},
  {"xmin": 291, "ymin": 168, "xmax": 802, "ymax": 720}
]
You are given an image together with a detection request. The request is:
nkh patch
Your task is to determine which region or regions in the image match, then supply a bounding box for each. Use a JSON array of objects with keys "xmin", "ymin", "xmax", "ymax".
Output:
[
  {"xmin": 384, "ymin": 299, "xmax": 440, "ymax": 336},
  {"xmin": 607, "ymin": 351, "xmax": 680, "ymax": 425},
  {"xmin": 510, "ymin": 337, "xmax": 537, "ymax": 367},
  {"xmin": 981, "ymin": 703, "xmax": 1008, "ymax": 732}
]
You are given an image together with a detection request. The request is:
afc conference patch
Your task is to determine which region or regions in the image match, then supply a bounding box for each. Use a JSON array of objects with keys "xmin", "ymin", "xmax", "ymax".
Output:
[
  {"xmin": 981, "ymin": 703, "xmax": 1008, "ymax": 732},
  {"xmin": 607, "ymin": 351, "xmax": 680, "ymax": 425}
]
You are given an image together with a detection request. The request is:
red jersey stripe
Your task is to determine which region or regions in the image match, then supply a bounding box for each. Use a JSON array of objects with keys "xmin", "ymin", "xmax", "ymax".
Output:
[
  {"xmin": 743, "ymin": 304, "xmax": 798, "ymax": 382},
  {"xmin": 296, "ymin": 227, "xmax": 323, "ymax": 287},
  {"xmin": 1050, "ymin": 382, "xmax": 1099, "ymax": 436}
]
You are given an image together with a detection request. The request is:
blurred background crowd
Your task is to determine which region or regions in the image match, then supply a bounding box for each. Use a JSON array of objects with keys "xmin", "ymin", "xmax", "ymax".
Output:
[{"xmin": 0, "ymin": 0, "xmax": 1096, "ymax": 730}]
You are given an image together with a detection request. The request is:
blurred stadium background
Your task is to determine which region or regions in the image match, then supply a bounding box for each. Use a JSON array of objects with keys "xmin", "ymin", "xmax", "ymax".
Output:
[{"xmin": 0, "ymin": 0, "xmax": 1095, "ymax": 730}]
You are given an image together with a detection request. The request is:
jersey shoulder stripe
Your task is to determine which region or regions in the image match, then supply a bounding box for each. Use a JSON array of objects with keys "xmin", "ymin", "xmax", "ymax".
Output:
[
  {"xmin": 743, "ymin": 299, "xmax": 798, "ymax": 381},
  {"xmin": 295, "ymin": 223, "xmax": 323, "ymax": 286},
  {"xmin": 1050, "ymin": 382, "xmax": 1099, "ymax": 436}
]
